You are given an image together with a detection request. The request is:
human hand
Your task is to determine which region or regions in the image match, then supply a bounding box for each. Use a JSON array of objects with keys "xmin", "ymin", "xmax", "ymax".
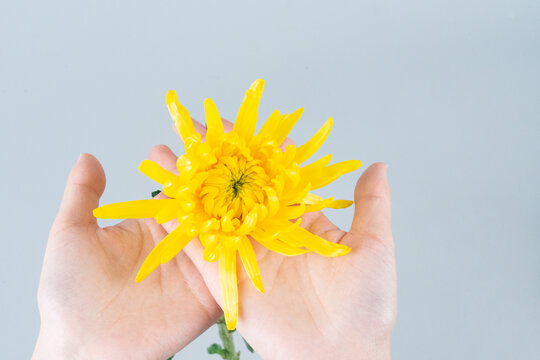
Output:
[
  {"xmin": 33, "ymin": 154, "xmax": 221, "ymax": 360},
  {"xmin": 152, "ymin": 120, "xmax": 396, "ymax": 360}
]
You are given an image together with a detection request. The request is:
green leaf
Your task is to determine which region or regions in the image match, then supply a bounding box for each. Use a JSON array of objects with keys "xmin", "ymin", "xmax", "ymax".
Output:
[
  {"xmin": 243, "ymin": 337, "xmax": 254, "ymax": 353},
  {"xmin": 151, "ymin": 190, "xmax": 162, "ymax": 198},
  {"xmin": 207, "ymin": 343, "xmax": 226, "ymax": 357}
]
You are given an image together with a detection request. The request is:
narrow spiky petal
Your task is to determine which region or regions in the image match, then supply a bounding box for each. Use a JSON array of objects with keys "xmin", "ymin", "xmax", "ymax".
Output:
[
  {"xmin": 238, "ymin": 236, "xmax": 265, "ymax": 293},
  {"xmin": 139, "ymin": 160, "xmax": 178, "ymax": 186},
  {"xmin": 308, "ymin": 160, "xmax": 362, "ymax": 190},
  {"xmin": 299, "ymin": 154, "xmax": 333, "ymax": 178},
  {"xmin": 295, "ymin": 117, "xmax": 333, "ymax": 164},
  {"xmin": 279, "ymin": 226, "xmax": 351, "ymax": 257},
  {"xmin": 257, "ymin": 109, "xmax": 282, "ymax": 140},
  {"xmin": 328, "ymin": 200, "xmax": 354, "ymax": 209},
  {"xmin": 204, "ymin": 98, "xmax": 224, "ymax": 146},
  {"xmin": 93, "ymin": 199, "xmax": 177, "ymax": 219},
  {"xmin": 166, "ymin": 90, "xmax": 201, "ymax": 150},
  {"xmin": 272, "ymin": 107, "xmax": 304, "ymax": 145},
  {"xmin": 160, "ymin": 228, "xmax": 197, "ymax": 263},
  {"xmin": 234, "ymin": 79, "xmax": 264, "ymax": 140},
  {"xmin": 136, "ymin": 226, "xmax": 189, "ymax": 282},
  {"xmin": 251, "ymin": 231, "xmax": 309, "ymax": 256},
  {"xmin": 219, "ymin": 245, "xmax": 238, "ymax": 330}
]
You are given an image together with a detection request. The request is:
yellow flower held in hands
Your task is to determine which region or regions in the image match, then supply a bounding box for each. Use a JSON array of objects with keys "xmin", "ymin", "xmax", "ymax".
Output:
[{"xmin": 93, "ymin": 79, "xmax": 362, "ymax": 330}]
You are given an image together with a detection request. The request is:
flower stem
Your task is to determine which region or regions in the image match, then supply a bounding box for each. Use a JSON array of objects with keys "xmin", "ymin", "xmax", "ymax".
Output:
[{"xmin": 208, "ymin": 316, "xmax": 240, "ymax": 360}]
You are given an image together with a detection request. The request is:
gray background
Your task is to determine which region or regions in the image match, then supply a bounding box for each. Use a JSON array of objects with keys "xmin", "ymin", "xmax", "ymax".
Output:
[{"xmin": 1, "ymin": 0, "xmax": 539, "ymax": 359}]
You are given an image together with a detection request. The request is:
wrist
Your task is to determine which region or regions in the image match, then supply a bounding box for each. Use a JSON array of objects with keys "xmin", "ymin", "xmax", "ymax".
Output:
[
  {"xmin": 330, "ymin": 334, "xmax": 392, "ymax": 360},
  {"xmin": 32, "ymin": 326, "xmax": 83, "ymax": 360}
]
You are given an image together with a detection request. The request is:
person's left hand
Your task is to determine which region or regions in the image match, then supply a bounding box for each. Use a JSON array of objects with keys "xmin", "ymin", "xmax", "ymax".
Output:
[{"xmin": 33, "ymin": 153, "xmax": 221, "ymax": 360}]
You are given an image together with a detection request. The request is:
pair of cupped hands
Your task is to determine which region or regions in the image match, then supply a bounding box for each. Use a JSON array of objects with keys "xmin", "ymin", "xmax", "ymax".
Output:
[{"xmin": 33, "ymin": 118, "xmax": 396, "ymax": 360}]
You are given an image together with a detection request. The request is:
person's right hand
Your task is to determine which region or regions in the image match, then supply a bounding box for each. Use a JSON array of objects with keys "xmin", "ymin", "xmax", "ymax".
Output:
[{"xmin": 153, "ymin": 119, "xmax": 397, "ymax": 360}]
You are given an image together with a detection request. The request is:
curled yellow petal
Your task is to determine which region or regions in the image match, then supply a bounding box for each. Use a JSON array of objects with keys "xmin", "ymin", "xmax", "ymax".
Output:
[
  {"xmin": 234, "ymin": 79, "xmax": 264, "ymax": 140},
  {"xmin": 166, "ymin": 90, "xmax": 201, "ymax": 150},
  {"xmin": 93, "ymin": 199, "xmax": 174, "ymax": 219},
  {"xmin": 238, "ymin": 236, "xmax": 264, "ymax": 293},
  {"xmin": 295, "ymin": 117, "xmax": 333, "ymax": 164},
  {"xmin": 236, "ymin": 207, "xmax": 259, "ymax": 235},
  {"xmin": 219, "ymin": 245, "xmax": 239, "ymax": 330}
]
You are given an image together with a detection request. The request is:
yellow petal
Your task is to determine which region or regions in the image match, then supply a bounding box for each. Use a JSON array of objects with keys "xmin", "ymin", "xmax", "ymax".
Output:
[
  {"xmin": 304, "ymin": 197, "xmax": 354, "ymax": 212},
  {"xmin": 203, "ymin": 244, "xmax": 219, "ymax": 262},
  {"xmin": 219, "ymin": 245, "xmax": 239, "ymax": 330},
  {"xmin": 279, "ymin": 226, "xmax": 351, "ymax": 257},
  {"xmin": 264, "ymin": 187, "xmax": 280, "ymax": 216},
  {"xmin": 236, "ymin": 207, "xmax": 259, "ymax": 235},
  {"xmin": 309, "ymin": 160, "xmax": 362, "ymax": 190},
  {"xmin": 166, "ymin": 90, "xmax": 201, "ymax": 150},
  {"xmin": 251, "ymin": 230, "xmax": 309, "ymax": 256},
  {"xmin": 295, "ymin": 117, "xmax": 333, "ymax": 164},
  {"xmin": 234, "ymin": 79, "xmax": 264, "ymax": 140},
  {"xmin": 204, "ymin": 98, "xmax": 224, "ymax": 146},
  {"xmin": 135, "ymin": 225, "xmax": 193, "ymax": 282},
  {"xmin": 155, "ymin": 203, "xmax": 182, "ymax": 224},
  {"xmin": 280, "ymin": 181, "xmax": 311, "ymax": 206},
  {"xmin": 303, "ymin": 192, "xmax": 324, "ymax": 205},
  {"xmin": 139, "ymin": 160, "xmax": 178, "ymax": 187},
  {"xmin": 276, "ymin": 203, "xmax": 306, "ymax": 220},
  {"xmin": 299, "ymin": 154, "xmax": 333, "ymax": 179},
  {"xmin": 272, "ymin": 107, "xmax": 304, "ymax": 145},
  {"xmin": 303, "ymin": 197, "xmax": 335, "ymax": 213},
  {"xmin": 238, "ymin": 236, "xmax": 264, "ymax": 293},
  {"xmin": 260, "ymin": 218, "xmax": 302, "ymax": 241},
  {"xmin": 328, "ymin": 200, "xmax": 354, "ymax": 209},
  {"xmin": 257, "ymin": 109, "xmax": 282, "ymax": 140},
  {"xmin": 160, "ymin": 227, "xmax": 197, "ymax": 264},
  {"xmin": 93, "ymin": 199, "xmax": 174, "ymax": 219}
]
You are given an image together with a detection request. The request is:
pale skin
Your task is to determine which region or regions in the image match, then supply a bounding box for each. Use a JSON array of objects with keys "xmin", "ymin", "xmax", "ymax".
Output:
[{"xmin": 34, "ymin": 119, "xmax": 396, "ymax": 360}]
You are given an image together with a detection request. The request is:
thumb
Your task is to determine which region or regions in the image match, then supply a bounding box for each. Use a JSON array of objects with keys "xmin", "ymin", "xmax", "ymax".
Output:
[
  {"xmin": 54, "ymin": 153, "xmax": 106, "ymax": 229},
  {"xmin": 345, "ymin": 162, "xmax": 393, "ymax": 250}
]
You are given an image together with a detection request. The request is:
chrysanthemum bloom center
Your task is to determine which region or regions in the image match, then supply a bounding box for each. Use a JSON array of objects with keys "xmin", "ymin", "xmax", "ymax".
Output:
[{"xmin": 200, "ymin": 154, "xmax": 269, "ymax": 222}]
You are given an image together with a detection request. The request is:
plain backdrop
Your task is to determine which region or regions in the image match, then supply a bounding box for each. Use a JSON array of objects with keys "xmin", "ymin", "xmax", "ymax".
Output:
[{"xmin": 1, "ymin": 1, "xmax": 539, "ymax": 359}]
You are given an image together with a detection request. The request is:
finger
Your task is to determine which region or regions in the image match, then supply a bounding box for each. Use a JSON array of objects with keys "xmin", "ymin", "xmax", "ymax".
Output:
[
  {"xmin": 345, "ymin": 162, "xmax": 393, "ymax": 249},
  {"xmin": 148, "ymin": 144, "xmax": 178, "ymax": 175},
  {"xmin": 304, "ymin": 211, "xmax": 346, "ymax": 244},
  {"xmin": 54, "ymin": 153, "xmax": 106, "ymax": 229}
]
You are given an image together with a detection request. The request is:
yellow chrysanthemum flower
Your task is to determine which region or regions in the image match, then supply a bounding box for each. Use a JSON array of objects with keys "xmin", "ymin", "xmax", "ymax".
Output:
[{"xmin": 93, "ymin": 79, "xmax": 361, "ymax": 330}]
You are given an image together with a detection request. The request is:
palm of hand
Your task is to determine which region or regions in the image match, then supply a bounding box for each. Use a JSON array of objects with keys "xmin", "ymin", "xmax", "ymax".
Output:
[
  {"xmin": 152, "ymin": 120, "xmax": 396, "ymax": 360},
  {"xmin": 37, "ymin": 155, "xmax": 220, "ymax": 360}
]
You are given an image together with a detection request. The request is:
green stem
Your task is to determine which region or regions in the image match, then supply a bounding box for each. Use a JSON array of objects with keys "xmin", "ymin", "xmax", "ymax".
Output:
[{"xmin": 217, "ymin": 316, "xmax": 240, "ymax": 360}]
